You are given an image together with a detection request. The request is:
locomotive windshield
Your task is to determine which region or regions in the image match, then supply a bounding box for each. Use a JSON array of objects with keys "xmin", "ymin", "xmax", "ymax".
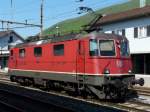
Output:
[
  {"xmin": 89, "ymin": 39, "xmax": 115, "ymax": 56},
  {"xmin": 120, "ymin": 40, "xmax": 130, "ymax": 56},
  {"xmin": 99, "ymin": 40, "xmax": 115, "ymax": 56}
]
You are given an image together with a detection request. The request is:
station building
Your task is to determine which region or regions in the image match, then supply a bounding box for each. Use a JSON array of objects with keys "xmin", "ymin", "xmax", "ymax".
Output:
[
  {"xmin": 92, "ymin": 5, "xmax": 150, "ymax": 75},
  {"xmin": 0, "ymin": 30, "xmax": 24, "ymax": 72}
]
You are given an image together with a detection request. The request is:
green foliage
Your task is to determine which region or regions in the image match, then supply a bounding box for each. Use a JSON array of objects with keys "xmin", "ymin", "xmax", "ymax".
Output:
[{"xmin": 43, "ymin": 0, "xmax": 150, "ymax": 35}]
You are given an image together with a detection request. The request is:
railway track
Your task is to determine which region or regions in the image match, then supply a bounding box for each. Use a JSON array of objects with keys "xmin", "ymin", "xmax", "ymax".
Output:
[
  {"xmin": 117, "ymin": 100, "xmax": 150, "ymax": 112},
  {"xmin": 133, "ymin": 87, "xmax": 150, "ymax": 96},
  {"xmin": 0, "ymin": 89, "xmax": 75, "ymax": 112},
  {"xmin": 0, "ymin": 100, "xmax": 25, "ymax": 112},
  {"xmin": 0, "ymin": 75, "xmax": 150, "ymax": 112},
  {"xmin": 0, "ymin": 77, "xmax": 75, "ymax": 112}
]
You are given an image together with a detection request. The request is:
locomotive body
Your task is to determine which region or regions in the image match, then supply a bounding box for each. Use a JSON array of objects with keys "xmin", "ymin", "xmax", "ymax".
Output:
[{"xmin": 8, "ymin": 33, "xmax": 144, "ymax": 99}]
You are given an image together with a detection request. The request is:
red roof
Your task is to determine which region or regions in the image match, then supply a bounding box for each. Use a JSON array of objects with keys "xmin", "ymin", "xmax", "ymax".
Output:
[{"xmin": 95, "ymin": 5, "xmax": 150, "ymax": 26}]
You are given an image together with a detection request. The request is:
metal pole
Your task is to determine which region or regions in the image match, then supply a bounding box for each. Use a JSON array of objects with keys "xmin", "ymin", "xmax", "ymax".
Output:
[
  {"xmin": 40, "ymin": 0, "xmax": 44, "ymax": 37},
  {"xmin": 10, "ymin": 0, "xmax": 14, "ymax": 20}
]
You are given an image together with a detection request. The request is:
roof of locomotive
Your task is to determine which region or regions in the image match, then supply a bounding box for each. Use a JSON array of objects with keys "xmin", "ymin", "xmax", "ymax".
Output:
[{"xmin": 14, "ymin": 33, "xmax": 127, "ymax": 48}]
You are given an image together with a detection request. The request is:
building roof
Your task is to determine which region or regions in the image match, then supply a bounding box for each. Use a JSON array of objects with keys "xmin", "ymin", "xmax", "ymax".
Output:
[
  {"xmin": 95, "ymin": 5, "xmax": 150, "ymax": 26},
  {"xmin": 0, "ymin": 30, "xmax": 25, "ymax": 42}
]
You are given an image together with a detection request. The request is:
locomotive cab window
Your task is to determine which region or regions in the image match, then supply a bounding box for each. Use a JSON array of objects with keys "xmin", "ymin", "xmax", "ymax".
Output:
[
  {"xmin": 34, "ymin": 47, "xmax": 42, "ymax": 57},
  {"xmin": 89, "ymin": 39, "xmax": 98, "ymax": 56},
  {"xmin": 19, "ymin": 49, "xmax": 25, "ymax": 58},
  {"xmin": 120, "ymin": 40, "xmax": 130, "ymax": 57},
  {"xmin": 99, "ymin": 40, "xmax": 115, "ymax": 56},
  {"xmin": 53, "ymin": 44, "xmax": 64, "ymax": 56}
]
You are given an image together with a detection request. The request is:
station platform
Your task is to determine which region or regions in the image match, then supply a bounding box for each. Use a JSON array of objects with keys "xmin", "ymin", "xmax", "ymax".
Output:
[{"xmin": 135, "ymin": 74, "xmax": 150, "ymax": 88}]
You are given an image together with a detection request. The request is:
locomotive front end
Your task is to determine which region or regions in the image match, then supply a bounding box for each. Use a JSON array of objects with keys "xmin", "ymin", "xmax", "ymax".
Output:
[
  {"xmin": 87, "ymin": 34, "xmax": 144, "ymax": 99},
  {"xmin": 104, "ymin": 38, "xmax": 144, "ymax": 87}
]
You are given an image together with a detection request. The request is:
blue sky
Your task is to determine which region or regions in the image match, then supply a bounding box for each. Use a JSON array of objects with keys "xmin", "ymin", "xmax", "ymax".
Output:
[{"xmin": 0, "ymin": 0, "xmax": 129, "ymax": 38}]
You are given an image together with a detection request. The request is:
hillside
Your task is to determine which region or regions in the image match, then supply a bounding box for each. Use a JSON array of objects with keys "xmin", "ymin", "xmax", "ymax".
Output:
[{"xmin": 43, "ymin": 0, "xmax": 150, "ymax": 35}]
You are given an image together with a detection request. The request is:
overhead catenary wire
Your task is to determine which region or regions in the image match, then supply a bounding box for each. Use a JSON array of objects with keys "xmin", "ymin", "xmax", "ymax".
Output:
[
  {"xmin": 0, "ymin": 25, "xmax": 36, "ymax": 30},
  {"xmin": 0, "ymin": 0, "xmax": 127, "ymax": 36},
  {"xmin": 0, "ymin": 0, "xmax": 110, "ymax": 23}
]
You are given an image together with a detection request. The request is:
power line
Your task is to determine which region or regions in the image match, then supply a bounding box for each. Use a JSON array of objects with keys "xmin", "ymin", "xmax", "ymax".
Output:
[
  {"xmin": 0, "ymin": 26, "xmax": 36, "ymax": 30},
  {"xmin": 0, "ymin": 19, "xmax": 41, "ymax": 31}
]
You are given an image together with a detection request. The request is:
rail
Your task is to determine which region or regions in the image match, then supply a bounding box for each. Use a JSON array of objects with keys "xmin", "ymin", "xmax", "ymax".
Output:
[
  {"xmin": 0, "ymin": 100, "xmax": 25, "ymax": 112},
  {"xmin": 131, "ymin": 87, "xmax": 150, "ymax": 96},
  {"xmin": 0, "ymin": 76, "xmax": 150, "ymax": 112},
  {"xmin": 0, "ymin": 88, "xmax": 74, "ymax": 112}
]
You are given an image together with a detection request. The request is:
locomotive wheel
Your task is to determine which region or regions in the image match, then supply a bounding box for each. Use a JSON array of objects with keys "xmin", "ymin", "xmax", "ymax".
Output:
[
  {"xmin": 104, "ymin": 85, "xmax": 116, "ymax": 99},
  {"xmin": 109, "ymin": 87, "xmax": 118, "ymax": 99},
  {"xmin": 10, "ymin": 76, "xmax": 16, "ymax": 82},
  {"xmin": 99, "ymin": 91, "xmax": 106, "ymax": 99},
  {"xmin": 24, "ymin": 78, "xmax": 33, "ymax": 86},
  {"xmin": 104, "ymin": 84, "xmax": 121, "ymax": 99}
]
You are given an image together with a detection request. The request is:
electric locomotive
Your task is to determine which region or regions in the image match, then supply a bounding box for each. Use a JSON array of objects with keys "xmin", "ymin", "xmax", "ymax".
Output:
[{"xmin": 8, "ymin": 33, "xmax": 144, "ymax": 99}]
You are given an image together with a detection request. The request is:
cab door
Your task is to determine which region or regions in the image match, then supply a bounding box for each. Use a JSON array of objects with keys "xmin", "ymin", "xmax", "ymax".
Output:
[
  {"xmin": 76, "ymin": 40, "xmax": 85, "ymax": 75},
  {"xmin": 9, "ymin": 49, "xmax": 18, "ymax": 69},
  {"xmin": 13, "ymin": 50, "xmax": 18, "ymax": 68}
]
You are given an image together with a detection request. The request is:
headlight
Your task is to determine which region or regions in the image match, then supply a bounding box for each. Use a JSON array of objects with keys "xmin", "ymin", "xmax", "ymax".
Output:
[
  {"xmin": 103, "ymin": 69, "xmax": 110, "ymax": 74},
  {"xmin": 128, "ymin": 70, "xmax": 132, "ymax": 74}
]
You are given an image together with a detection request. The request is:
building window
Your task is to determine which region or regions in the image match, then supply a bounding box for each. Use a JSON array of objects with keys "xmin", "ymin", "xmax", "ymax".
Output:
[
  {"xmin": 53, "ymin": 44, "xmax": 64, "ymax": 56},
  {"xmin": 134, "ymin": 26, "xmax": 149, "ymax": 38},
  {"xmin": 112, "ymin": 31, "xmax": 115, "ymax": 34},
  {"xmin": 147, "ymin": 25, "xmax": 150, "ymax": 36},
  {"xmin": 111, "ymin": 29, "xmax": 125, "ymax": 36},
  {"xmin": 122, "ymin": 29, "xmax": 125, "ymax": 36},
  {"xmin": 19, "ymin": 49, "xmax": 25, "ymax": 58},
  {"xmin": 34, "ymin": 47, "xmax": 42, "ymax": 57},
  {"xmin": 8, "ymin": 36, "xmax": 13, "ymax": 43},
  {"xmin": 8, "ymin": 45, "xmax": 11, "ymax": 50},
  {"xmin": 134, "ymin": 27, "xmax": 138, "ymax": 38},
  {"xmin": 116, "ymin": 30, "xmax": 122, "ymax": 35},
  {"xmin": 138, "ymin": 26, "xmax": 147, "ymax": 37}
]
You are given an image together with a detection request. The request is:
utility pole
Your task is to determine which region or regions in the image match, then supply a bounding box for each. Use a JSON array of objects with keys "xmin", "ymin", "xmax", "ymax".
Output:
[
  {"xmin": 10, "ymin": 0, "xmax": 14, "ymax": 20},
  {"xmin": 40, "ymin": 0, "xmax": 44, "ymax": 38}
]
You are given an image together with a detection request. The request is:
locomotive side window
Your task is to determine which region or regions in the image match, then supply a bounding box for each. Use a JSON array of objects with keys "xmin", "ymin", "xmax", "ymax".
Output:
[
  {"xmin": 19, "ymin": 49, "xmax": 25, "ymax": 58},
  {"xmin": 89, "ymin": 39, "xmax": 98, "ymax": 56},
  {"xmin": 99, "ymin": 40, "xmax": 115, "ymax": 56},
  {"xmin": 34, "ymin": 47, "xmax": 42, "ymax": 57},
  {"xmin": 53, "ymin": 44, "xmax": 64, "ymax": 56}
]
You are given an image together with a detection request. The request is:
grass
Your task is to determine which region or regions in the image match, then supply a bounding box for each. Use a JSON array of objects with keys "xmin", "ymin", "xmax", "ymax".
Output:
[{"xmin": 42, "ymin": 0, "xmax": 150, "ymax": 36}]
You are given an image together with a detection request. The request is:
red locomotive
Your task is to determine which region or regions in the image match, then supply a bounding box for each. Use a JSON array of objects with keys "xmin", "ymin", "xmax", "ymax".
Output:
[{"xmin": 8, "ymin": 33, "xmax": 144, "ymax": 99}]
